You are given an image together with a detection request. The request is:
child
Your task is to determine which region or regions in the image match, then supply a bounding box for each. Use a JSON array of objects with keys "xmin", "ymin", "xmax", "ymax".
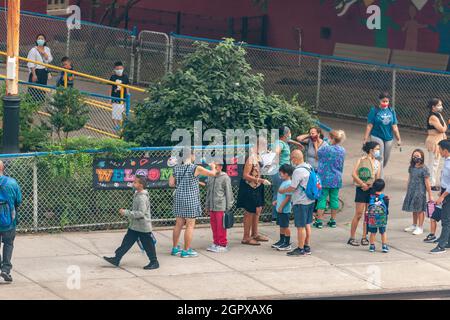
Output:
[
  {"xmin": 402, "ymin": 149, "xmax": 433, "ymax": 236},
  {"xmin": 110, "ymin": 61, "xmax": 130, "ymax": 132},
  {"xmin": 271, "ymin": 164, "xmax": 294, "ymax": 251},
  {"xmin": 56, "ymin": 57, "xmax": 74, "ymax": 88},
  {"xmin": 205, "ymin": 160, "xmax": 234, "ymax": 253},
  {"xmin": 367, "ymin": 179, "xmax": 390, "ymax": 253},
  {"xmin": 103, "ymin": 175, "xmax": 159, "ymax": 270}
]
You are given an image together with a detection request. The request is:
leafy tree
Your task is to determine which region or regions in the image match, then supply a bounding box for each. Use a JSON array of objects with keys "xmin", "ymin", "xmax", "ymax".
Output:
[
  {"xmin": 123, "ymin": 39, "xmax": 315, "ymax": 146},
  {"xmin": 47, "ymin": 88, "xmax": 90, "ymax": 142}
]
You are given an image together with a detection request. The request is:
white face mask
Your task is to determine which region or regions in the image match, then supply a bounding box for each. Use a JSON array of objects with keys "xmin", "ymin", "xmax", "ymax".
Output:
[{"xmin": 114, "ymin": 69, "xmax": 124, "ymax": 76}]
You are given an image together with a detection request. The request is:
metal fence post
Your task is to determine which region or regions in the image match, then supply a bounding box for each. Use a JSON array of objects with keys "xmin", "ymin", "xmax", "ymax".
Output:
[
  {"xmin": 33, "ymin": 157, "xmax": 38, "ymax": 232},
  {"xmin": 129, "ymin": 28, "xmax": 137, "ymax": 84},
  {"xmin": 316, "ymin": 58, "xmax": 322, "ymax": 112},
  {"xmin": 392, "ymin": 68, "xmax": 397, "ymax": 109},
  {"xmin": 66, "ymin": 28, "xmax": 71, "ymax": 57},
  {"xmin": 168, "ymin": 35, "xmax": 174, "ymax": 74}
]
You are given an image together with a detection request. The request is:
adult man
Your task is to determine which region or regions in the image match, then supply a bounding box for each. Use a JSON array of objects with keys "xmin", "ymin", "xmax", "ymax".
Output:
[
  {"xmin": 0, "ymin": 161, "xmax": 22, "ymax": 282},
  {"xmin": 431, "ymin": 139, "xmax": 450, "ymax": 254},
  {"xmin": 279, "ymin": 149, "xmax": 315, "ymax": 256}
]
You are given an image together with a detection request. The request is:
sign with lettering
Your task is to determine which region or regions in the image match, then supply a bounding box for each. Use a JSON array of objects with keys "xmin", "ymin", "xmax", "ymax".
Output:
[{"xmin": 93, "ymin": 157, "xmax": 243, "ymax": 190}]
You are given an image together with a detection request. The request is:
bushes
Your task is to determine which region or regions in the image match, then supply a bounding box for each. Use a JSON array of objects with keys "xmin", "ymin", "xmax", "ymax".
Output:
[{"xmin": 124, "ymin": 38, "xmax": 315, "ymax": 146}]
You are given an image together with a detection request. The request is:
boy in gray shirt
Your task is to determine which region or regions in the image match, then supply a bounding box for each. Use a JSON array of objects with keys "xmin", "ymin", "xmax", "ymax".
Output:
[{"xmin": 104, "ymin": 175, "xmax": 159, "ymax": 270}]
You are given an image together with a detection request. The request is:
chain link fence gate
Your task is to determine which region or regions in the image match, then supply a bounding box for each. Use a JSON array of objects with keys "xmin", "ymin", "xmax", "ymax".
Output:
[
  {"xmin": 4, "ymin": 147, "xmax": 274, "ymax": 233},
  {"xmin": 136, "ymin": 31, "xmax": 170, "ymax": 85}
]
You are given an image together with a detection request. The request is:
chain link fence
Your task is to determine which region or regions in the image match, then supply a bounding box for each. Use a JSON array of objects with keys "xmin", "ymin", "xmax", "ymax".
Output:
[
  {"xmin": 136, "ymin": 31, "xmax": 169, "ymax": 85},
  {"xmin": 4, "ymin": 147, "xmax": 274, "ymax": 233}
]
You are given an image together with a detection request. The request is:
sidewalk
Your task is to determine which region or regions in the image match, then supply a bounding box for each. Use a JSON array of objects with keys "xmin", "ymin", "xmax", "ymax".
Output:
[{"xmin": 2, "ymin": 116, "xmax": 450, "ymax": 300}]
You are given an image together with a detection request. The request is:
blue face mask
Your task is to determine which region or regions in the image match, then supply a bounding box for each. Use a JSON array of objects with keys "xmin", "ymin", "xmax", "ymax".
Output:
[
  {"xmin": 374, "ymin": 150, "xmax": 381, "ymax": 159},
  {"xmin": 36, "ymin": 39, "xmax": 45, "ymax": 47}
]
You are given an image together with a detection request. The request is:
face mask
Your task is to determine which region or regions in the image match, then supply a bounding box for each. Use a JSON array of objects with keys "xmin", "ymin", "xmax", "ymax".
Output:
[
  {"xmin": 436, "ymin": 106, "xmax": 444, "ymax": 113},
  {"xmin": 413, "ymin": 157, "xmax": 422, "ymax": 164},
  {"xmin": 374, "ymin": 150, "xmax": 381, "ymax": 158},
  {"xmin": 380, "ymin": 102, "xmax": 389, "ymax": 109},
  {"xmin": 310, "ymin": 136, "xmax": 318, "ymax": 142},
  {"xmin": 115, "ymin": 69, "xmax": 124, "ymax": 76},
  {"xmin": 36, "ymin": 39, "xmax": 45, "ymax": 47}
]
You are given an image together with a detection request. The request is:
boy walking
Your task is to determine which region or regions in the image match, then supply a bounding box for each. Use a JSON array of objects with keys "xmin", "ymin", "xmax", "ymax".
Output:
[
  {"xmin": 279, "ymin": 150, "xmax": 315, "ymax": 256},
  {"xmin": 104, "ymin": 176, "xmax": 159, "ymax": 270},
  {"xmin": 205, "ymin": 161, "xmax": 234, "ymax": 253},
  {"xmin": 110, "ymin": 61, "xmax": 129, "ymax": 132},
  {"xmin": 271, "ymin": 164, "xmax": 294, "ymax": 251},
  {"xmin": 367, "ymin": 179, "xmax": 390, "ymax": 253},
  {"xmin": 431, "ymin": 139, "xmax": 450, "ymax": 254}
]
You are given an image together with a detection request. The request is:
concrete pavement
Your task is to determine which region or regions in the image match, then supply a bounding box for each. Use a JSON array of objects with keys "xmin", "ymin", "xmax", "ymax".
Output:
[{"xmin": 2, "ymin": 116, "xmax": 450, "ymax": 300}]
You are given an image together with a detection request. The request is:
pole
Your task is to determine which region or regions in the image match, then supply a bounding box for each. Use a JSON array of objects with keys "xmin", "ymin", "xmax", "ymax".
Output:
[
  {"xmin": 3, "ymin": 0, "xmax": 21, "ymax": 154},
  {"xmin": 316, "ymin": 58, "xmax": 322, "ymax": 112}
]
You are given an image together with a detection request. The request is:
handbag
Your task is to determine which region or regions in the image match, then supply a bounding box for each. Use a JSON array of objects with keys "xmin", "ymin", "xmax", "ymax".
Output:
[{"xmin": 223, "ymin": 210, "xmax": 234, "ymax": 229}]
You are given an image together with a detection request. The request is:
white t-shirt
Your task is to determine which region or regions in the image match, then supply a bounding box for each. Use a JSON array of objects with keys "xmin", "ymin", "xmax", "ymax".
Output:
[
  {"xmin": 27, "ymin": 46, "xmax": 53, "ymax": 70},
  {"xmin": 290, "ymin": 163, "xmax": 315, "ymax": 205}
]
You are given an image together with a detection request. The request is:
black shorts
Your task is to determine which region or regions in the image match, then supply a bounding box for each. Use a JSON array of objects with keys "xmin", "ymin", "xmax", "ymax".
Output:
[
  {"xmin": 236, "ymin": 179, "xmax": 265, "ymax": 214},
  {"xmin": 277, "ymin": 213, "xmax": 290, "ymax": 228},
  {"xmin": 432, "ymin": 207, "xmax": 442, "ymax": 222},
  {"xmin": 355, "ymin": 187, "xmax": 371, "ymax": 204}
]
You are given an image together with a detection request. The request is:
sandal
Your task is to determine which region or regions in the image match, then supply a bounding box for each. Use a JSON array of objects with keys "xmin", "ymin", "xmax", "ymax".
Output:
[
  {"xmin": 241, "ymin": 239, "xmax": 261, "ymax": 246},
  {"xmin": 347, "ymin": 238, "xmax": 360, "ymax": 246},
  {"xmin": 361, "ymin": 238, "xmax": 369, "ymax": 246},
  {"xmin": 253, "ymin": 235, "xmax": 269, "ymax": 242}
]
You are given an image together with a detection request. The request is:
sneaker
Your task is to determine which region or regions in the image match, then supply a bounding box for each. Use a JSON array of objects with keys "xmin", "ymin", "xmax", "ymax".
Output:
[
  {"xmin": 369, "ymin": 244, "xmax": 376, "ymax": 252},
  {"xmin": 181, "ymin": 248, "xmax": 199, "ymax": 258},
  {"xmin": 313, "ymin": 220, "xmax": 323, "ymax": 229},
  {"xmin": 287, "ymin": 247, "xmax": 306, "ymax": 256},
  {"xmin": 412, "ymin": 227, "xmax": 424, "ymax": 235},
  {"xmin": 404, "ymin": 225, "xmax": 417, "ymax": 232},
  {"xmin": 206, "ymin": 244, "xmax": 219, "ymax": 252},
  {"xmin": 361, "ymin": 237, "xmax": 369, "ymax": 246},
  {"xmin": 430, "ymin": 246, "xmax": 446, "ymax": 254},
  {"xmin": 216, "ymin": 246, "xmax": 229, "ymax": 253},
  {"xmin": 103, "ymin": 256, "xmax": 120, "ymax": 267},
  {"xmin": 327, "ymin": 219, "xmax": 337, "ymax": 228},
  {"xmin": 424, "ymin": 234, "xmax": 437, "ymax": 243},
  {"xmin": 304, "ymin": 245, "xmax": 312, "ymax": 255},
  {"xmin": 0, "ymin": 272, "xmax": 12, "ymax": 282},
  {"xmin": 171, "ymin": 246, "xmax": 182, "ymax": 256},
  {"xmin": 271, "ymin": 239, "xmax": 284, "ymax": 249},
  {"xmin": 143, "ymin": 260, "xmax": 160, "ymax": 270},
  {"xmin": 277, "ymin": 242, "xmax": 292, "ymax": 251},
  {"xmin": 382, "ymin": 244, "xmax": 389, "ymax": 253}
]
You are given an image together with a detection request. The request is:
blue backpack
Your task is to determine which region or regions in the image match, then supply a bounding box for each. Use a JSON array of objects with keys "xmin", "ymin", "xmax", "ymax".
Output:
[
  {"xmin": 0, "ymin": 177, "xmax": 13, "ymax": 228},
  {"xmin": 300, "ymin": 166, "xmax": 322, "ymax": 200}
]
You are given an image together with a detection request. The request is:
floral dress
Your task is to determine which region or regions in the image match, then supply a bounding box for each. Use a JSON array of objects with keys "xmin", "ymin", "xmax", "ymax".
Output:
[{"xmin": 317, "ymin": 144, "xmax": 346, "ymax": 189}]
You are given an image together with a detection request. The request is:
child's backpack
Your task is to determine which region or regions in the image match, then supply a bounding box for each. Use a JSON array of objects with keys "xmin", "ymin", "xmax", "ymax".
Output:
[
  {"xmin": 367, "ymin": 194, "xmax": 387, "ymax": 229},
  {"xmin": 0, "ymin": 177, "xmax": 13, "ymax": 229},
  {"xmin": 356, "ymin": 157, "xmax": 375, "ymax": 187},
  {"xmin": 300, "ymin": 165, "xmax": 322, "ymax": 200}
]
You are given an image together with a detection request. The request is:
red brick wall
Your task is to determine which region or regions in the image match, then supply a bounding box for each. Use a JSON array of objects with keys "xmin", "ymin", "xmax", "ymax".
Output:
[{"xmin": 22, "ymin": 0, "xmax": 47, "ymax": 13}]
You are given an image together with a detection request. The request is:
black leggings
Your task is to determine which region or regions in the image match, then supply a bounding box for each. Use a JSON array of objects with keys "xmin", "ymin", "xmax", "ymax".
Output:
[{"xmin": 28, "ymin": 69, "xmax": 48, "ymax": 102}]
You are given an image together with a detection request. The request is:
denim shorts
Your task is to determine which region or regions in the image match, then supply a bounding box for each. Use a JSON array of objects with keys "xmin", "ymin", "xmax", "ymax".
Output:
[
  {"xmin": 277, "ymin": 213, "xmax": 290, "ymax": 228},
  {"xmin": 368, "ymin": 226, "xmax": 386, "ymax": 234},
  {"xmin": 293, "ymin": 203, "xmax": 315, "ymax": 228}
]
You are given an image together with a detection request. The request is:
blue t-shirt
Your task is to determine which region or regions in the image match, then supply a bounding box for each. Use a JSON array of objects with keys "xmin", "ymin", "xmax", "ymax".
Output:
[
  {"xmin": 367, "ymin": 107, "xmax": 398, "ymax": 141},
  {"xmin": 276, "ymin": 180, "xmax": 293, "ymax": 214}
]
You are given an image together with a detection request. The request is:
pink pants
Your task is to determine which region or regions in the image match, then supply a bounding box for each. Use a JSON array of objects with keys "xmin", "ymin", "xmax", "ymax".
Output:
[{"xmin": 210, "ymin": 211, "xmax": 228, "ymax": 247}]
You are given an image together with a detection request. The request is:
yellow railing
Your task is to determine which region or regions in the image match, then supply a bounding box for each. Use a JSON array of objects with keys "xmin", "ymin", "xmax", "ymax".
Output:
[{"xmin": 0, "ymin": 50, "xmax": 146, "ymax": 100}]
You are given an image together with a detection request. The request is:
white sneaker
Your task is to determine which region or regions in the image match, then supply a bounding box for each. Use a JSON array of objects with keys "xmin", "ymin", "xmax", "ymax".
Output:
[
  {"xmin": 413, "ymin": 227, "xmax": 424, "ymax": 235},
  {"xmin": 206, "ymin": 244, "xmax": 219, "ymax": 252},
  {"xmin": 216, "ymin": 246, "xmax": 229, "ymax": 253},
  {"xmin": 404, "ymin": 225, "xmax": 417, "ymax": 232}
]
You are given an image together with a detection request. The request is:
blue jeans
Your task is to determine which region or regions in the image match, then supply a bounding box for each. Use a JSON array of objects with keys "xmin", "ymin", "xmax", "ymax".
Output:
[{"xmin": 0, "ymin": 228, "xmax": 16, "ymax": 274}]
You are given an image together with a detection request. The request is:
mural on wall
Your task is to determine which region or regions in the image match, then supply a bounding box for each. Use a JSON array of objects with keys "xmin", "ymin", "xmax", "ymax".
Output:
[{"xmin": 324, "ymin": 0, "xmax": 449, "ymax": 54}]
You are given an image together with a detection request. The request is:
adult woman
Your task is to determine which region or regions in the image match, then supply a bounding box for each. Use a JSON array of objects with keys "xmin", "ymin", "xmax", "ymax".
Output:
[
  {"xmin": 237, "ymin": 138, "xmax": 271, "ymax": 245},
  {"xmin": 27, "ymin": 34, "xmax": 53, "ymax": 101},
  {"xmin": 169, "ymin": 150, "xmax": 217, "ymax": 258},
  {"xmin": 296, "ymin": 127, "xmax": 328, "ymax": 170},
  {"xmin": 271, "ymin": 126, "xmax": 293, "ymax": 221},
  {"xmin": 363, "ymin": 92, "xmax": 401, "ymax": 177},
  {"xmin": 315, "ymin": 130, "xmax": 346, "ymax": 229},
  {"xmin": 347, "ymin": 141, "xmax": 382, "ymax": 246},
  {"xmin": 425, "ymin": 98, "xmax": 447, "ymax": 191}
]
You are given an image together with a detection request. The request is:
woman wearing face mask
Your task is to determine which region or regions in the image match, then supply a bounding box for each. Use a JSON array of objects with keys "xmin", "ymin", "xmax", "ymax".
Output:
[
  {"xmin": 425, "ymin": 99, "xmax": 447, "ymax": 191},
  {"xmin": 27, "ymin": 34, "xmax": 53, "ymax": 101},
  {"xmin": 347, "ymin": 141, "xmax": 381, "ymax": 246},
  {"xmin": 363, "ymin": 92, "xmax": 401, "ymax": 177},
  {"xmin": 296, "ymin": 127, "xmax": 328, "ymax": 171}
]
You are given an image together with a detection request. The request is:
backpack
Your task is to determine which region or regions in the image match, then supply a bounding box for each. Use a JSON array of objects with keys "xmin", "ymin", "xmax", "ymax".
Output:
[
  {"xmin": 367, "ymin": 194, "xmax": 387, "ymax": 229},
  {"xmin": 299, "ymin": 165, "xmax": 322, "ymax": 200},
  {"xmin": 0, "ymin": 177, "xmax": 13, "ymax": 228},
  {"xmin": 356, "ymin": 157, "xmax": 374, "ymax": 187}
]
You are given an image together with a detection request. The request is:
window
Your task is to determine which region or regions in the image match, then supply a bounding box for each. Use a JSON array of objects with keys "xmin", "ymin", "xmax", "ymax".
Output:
[{"xmin": 47, "ymin": 0, "xmax": 68, "ymax": 12}]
